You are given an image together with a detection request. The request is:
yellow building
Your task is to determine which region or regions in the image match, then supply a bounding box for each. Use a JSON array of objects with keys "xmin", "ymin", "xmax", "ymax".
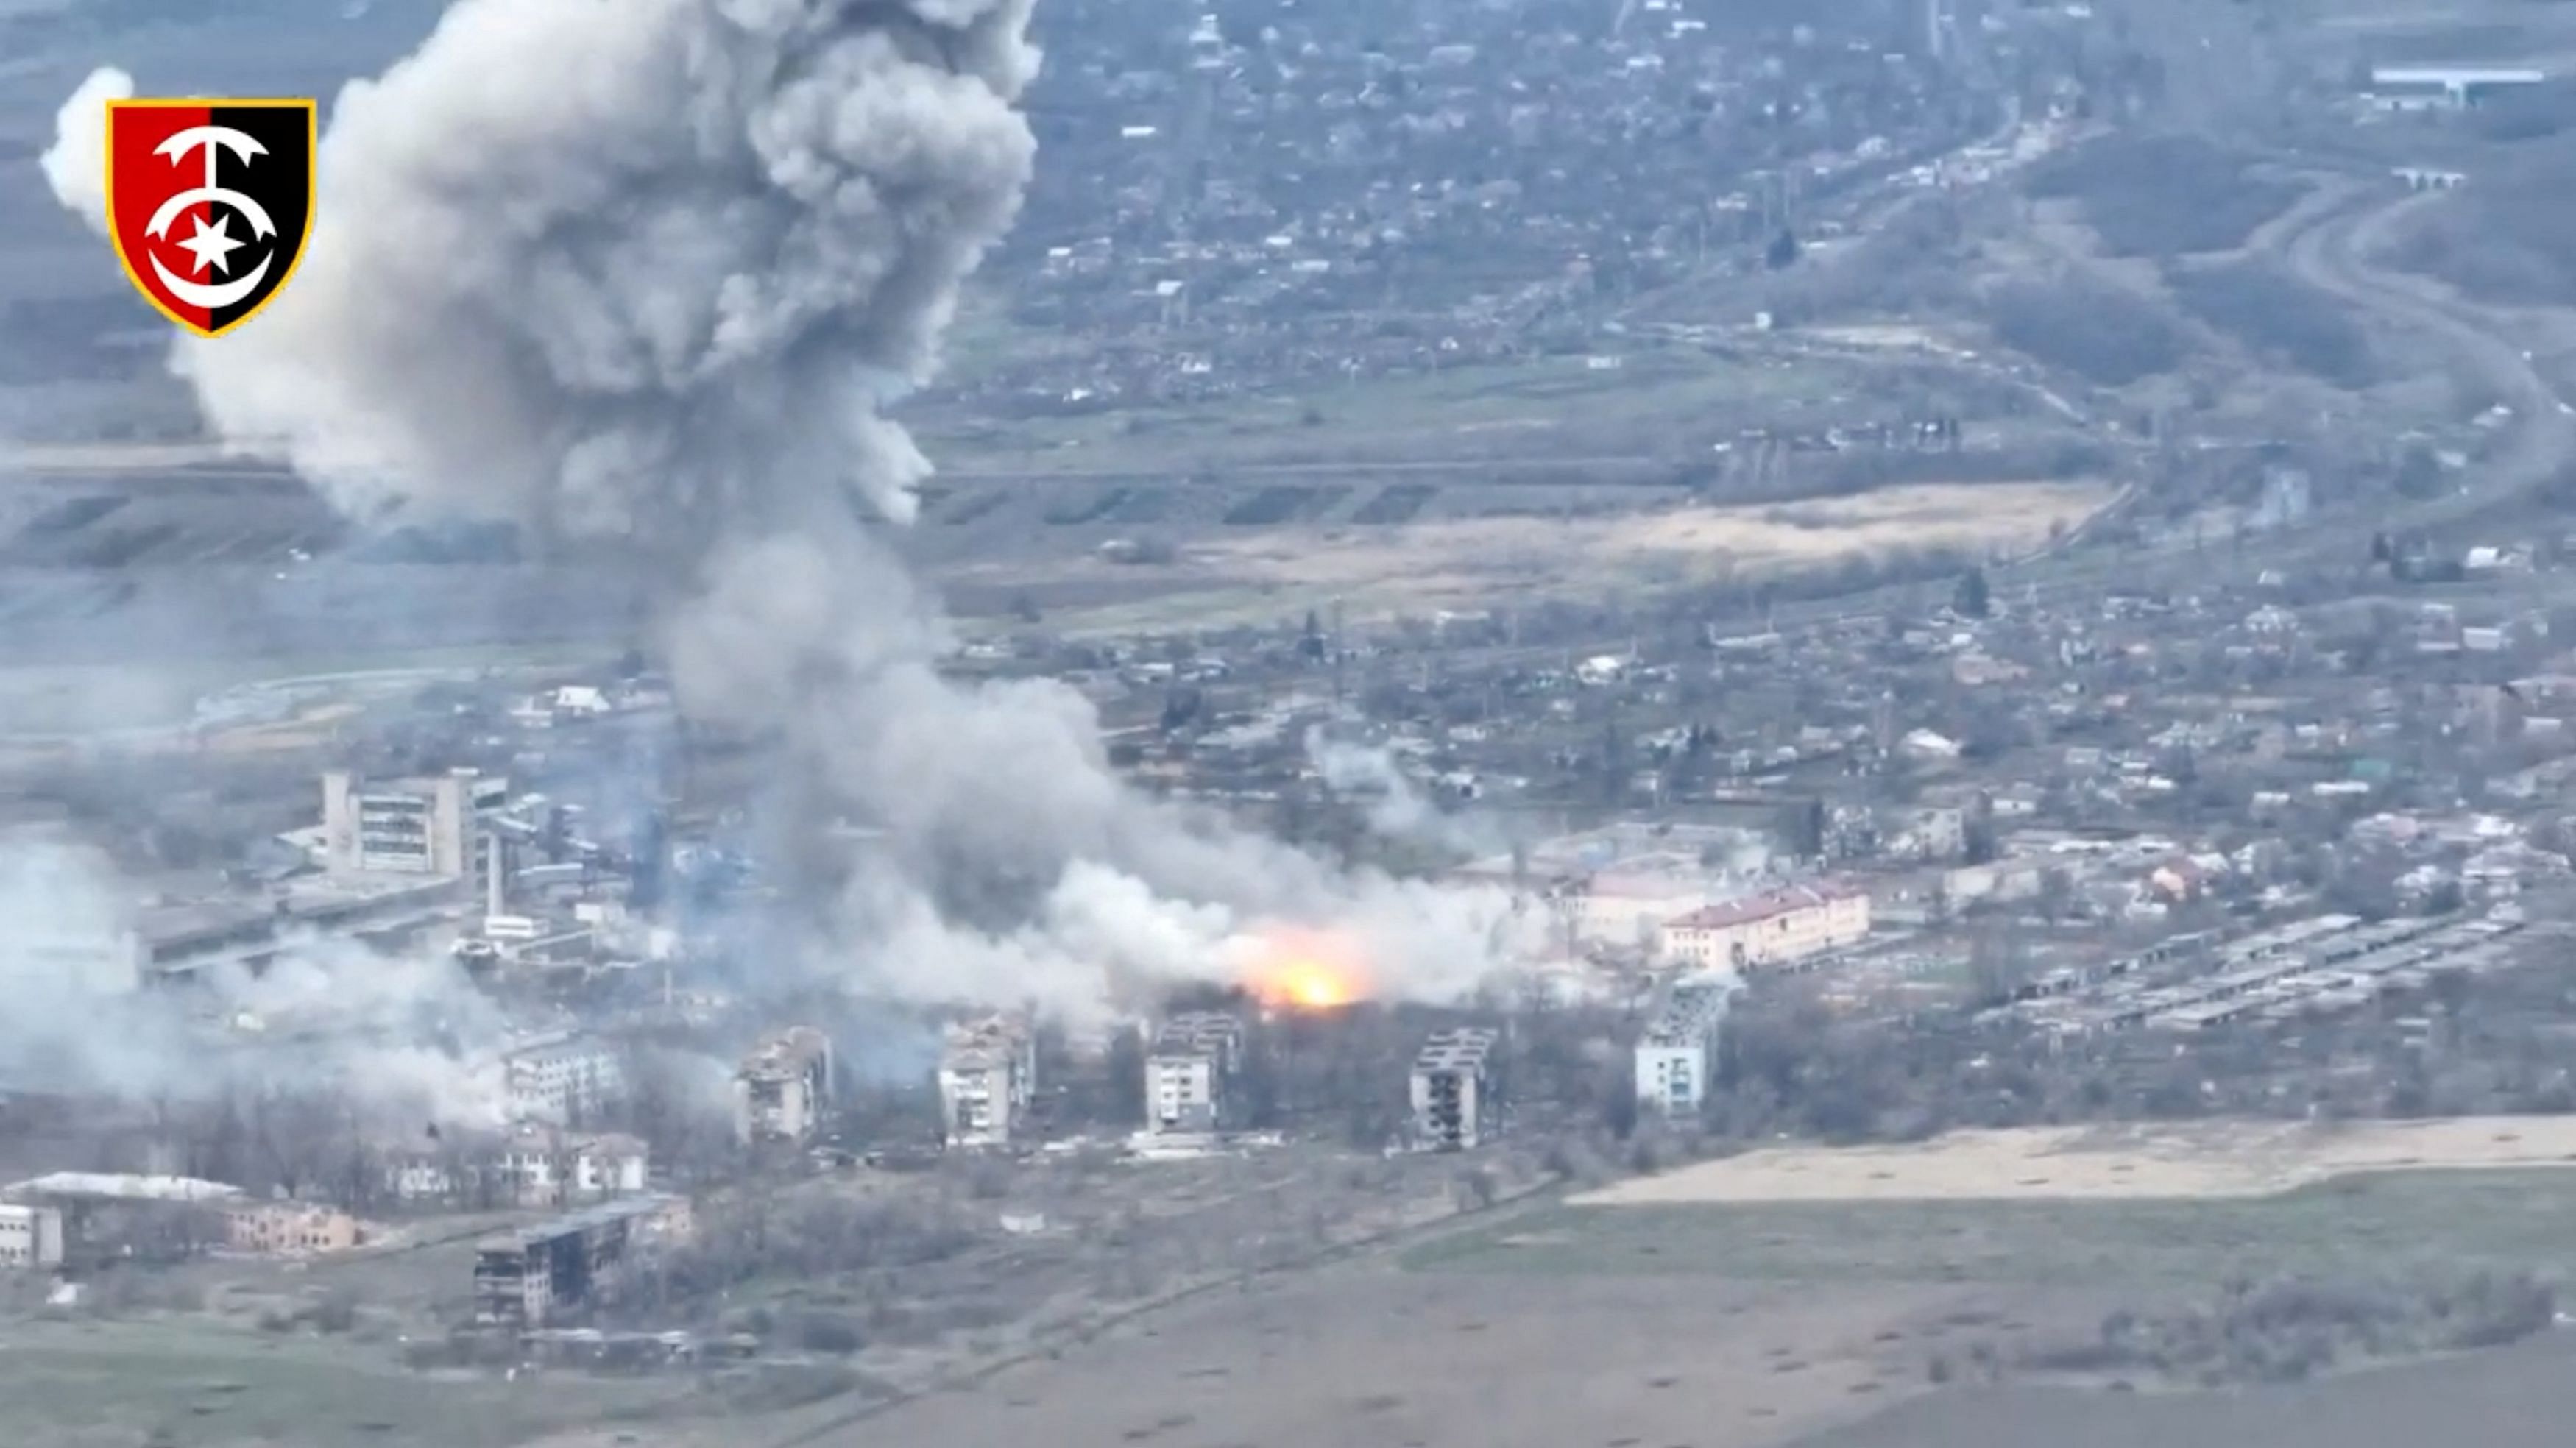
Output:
[{"xmin": 1657, "ymin": 881, "xmax": 1871, "ymax": 971}]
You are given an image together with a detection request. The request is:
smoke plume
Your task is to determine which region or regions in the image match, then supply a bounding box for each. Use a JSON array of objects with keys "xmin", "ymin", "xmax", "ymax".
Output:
[
  {"xmin": 46, "ymin": 0, "xmax": 1528, "ymax": 1026},
  {"xmin": 38, "ymin": 65, "xmax": 130, "ymax": 235}
]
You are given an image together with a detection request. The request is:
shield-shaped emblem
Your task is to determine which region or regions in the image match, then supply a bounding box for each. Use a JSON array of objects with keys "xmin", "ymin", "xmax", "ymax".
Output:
[{"xmin": 105, "ymin": 98, "xmax": 315, "ymax": 339}]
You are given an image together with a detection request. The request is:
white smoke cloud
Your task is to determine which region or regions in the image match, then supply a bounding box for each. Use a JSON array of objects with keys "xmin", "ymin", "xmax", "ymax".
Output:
[
  {"xmin": 38, "ymin": 65, "xmax": 131, "ymax": 235},
  {"xmin": 46, "ymin": 0, "xmax": 1532, "ymax": 1026},
  {"xmin": 0, "ymin": 834, "xmax": 512, "ymax": 1125},
  {"xmin": 1306, "ymin": 731, "xmax": 1502, "ymax": 858}
]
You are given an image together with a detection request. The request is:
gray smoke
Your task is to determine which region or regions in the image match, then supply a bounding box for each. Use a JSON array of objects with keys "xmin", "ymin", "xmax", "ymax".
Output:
[{"xmin": 45, "ymin": 0, "xmax": 1529, "ymax": 1026}]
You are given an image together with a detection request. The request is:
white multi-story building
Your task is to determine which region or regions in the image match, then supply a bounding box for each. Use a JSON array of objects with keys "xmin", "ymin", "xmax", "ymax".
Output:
[
  {"xmin": 936, "ymin": 1015, "xmax": 1036, "ymax": 1149},
  {"xmin": 1145, "ymin": 1012, "xmax": 1243, "ymax": 1135},
  {"xmin": 1657, "ymin": 881, "xmax": 1871, "ymax": 971},
  {"xmin": 1635, "ymin": 974, "xmax": 1735, "ymax": 1118},
  {"xmin": 1409, "ymin": 1028, "xmax": 1501, "ymax": 1150},
  {"xmin": 501, "ymin": 1033, "xmax": 627, "ymax": 1125},
  {"xmin": 735, "ymin": 1026, "xmax": 833, "ymax": 1146},
  {"xmin": 321, "ymin": 767, "xmax": 509, "ymax": 885},
  {"xmin": 386, "ymin": 1126, "xmax": 648, "ymax": 1207},
  {"xmin": 0, "ymin": 1204, "xmax": 63, "ymax": 1269}
]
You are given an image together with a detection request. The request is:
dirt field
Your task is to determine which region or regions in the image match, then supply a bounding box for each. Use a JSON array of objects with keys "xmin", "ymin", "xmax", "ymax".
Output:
[
  {"xmin": 958, "ymin": 480, "xmax": 2112, "ymax": 632},
  {"xmin": 1573, "ymin": 1118, "xmax": 2576, "ymax": 1206},
  {"xmin": 776, "ymin": 1266, "xmax": 2078, "ymax": 1448},
  {"xmin": 1802, "ymin": 1333, "xmax": 2576, "ymax": 1448}
]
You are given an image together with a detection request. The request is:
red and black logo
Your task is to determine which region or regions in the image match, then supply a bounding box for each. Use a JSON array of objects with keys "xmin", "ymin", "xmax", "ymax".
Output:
[{"xmin": 105, "ymin": 98, "xmax": 315, "ymax": 339}]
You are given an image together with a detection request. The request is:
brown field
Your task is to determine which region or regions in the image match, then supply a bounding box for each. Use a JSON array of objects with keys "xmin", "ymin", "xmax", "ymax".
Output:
[
  {"xmin": 952, "ymin": 479, "xmax": 2112, "ymax": 633},
  {"xmin": 1573, "ymin": 1118, "xmax": 2576, "ymax": 1207}
]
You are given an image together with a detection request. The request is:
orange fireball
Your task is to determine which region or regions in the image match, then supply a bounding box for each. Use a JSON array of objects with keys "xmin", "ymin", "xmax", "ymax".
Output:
[{"xmin": 1244, "ymin": 929, "xmax": 1370, "ymax": 1012}]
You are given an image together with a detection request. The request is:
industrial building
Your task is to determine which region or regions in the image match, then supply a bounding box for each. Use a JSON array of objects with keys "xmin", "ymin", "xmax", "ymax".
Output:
[
  {"xmin": 1145, "ymin": 1012, "xmax": 1244, "ymax": 1136},
  {"xmin": 471, "ymin": 1193, "xmax": 689, "ymax": 1329},
  {"xmin": 0, "ymin": 1203, "xmax": 64, "ymax": 1269},
  {"xmin": 322, "ymin": 766, "xmax": 509, "ymax": 884},
  {"xmin": 1635, "ymin": 973, "xmax": 1735, "ymax": 1117},
  {"xmin": 1658, "ymin": 880, "xmax": 1871, "ymax": 971},
  {"xmin": 1409, "ymin": 1027, "xmax": 1501, "ymax": 1150},
  {"xmin": 936, "ymin": 1015, "xmax": 1037, "ymax": 1149},
  {"xmin": 734, "ymin": 1026, "xmax": 833, "ymax": 1146}
]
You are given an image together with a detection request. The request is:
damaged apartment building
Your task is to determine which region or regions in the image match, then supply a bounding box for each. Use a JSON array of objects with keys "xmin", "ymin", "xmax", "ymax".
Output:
[
  {"xmin": 1145, "ymin": 1012, "xmax": 1245, "ymax": 1138},
  {"xmin": 472, "ymin": 1193, "xmax": 691, "ymax": 1330},
  {"xmin": 734, "ymin": 1026, "xmax": 834, "ymax": 1146},
  {"xmin": 1409, "ymin": 1027, "xmax": 1501, "ymax": 1150},
  {"xmin": 935, "ymin": 1015, "xmax": 1036, "ymax": 1149},
  {"xmin": 1635, "ymin": 974, "xmax": 1736, "ymax": 1118}
]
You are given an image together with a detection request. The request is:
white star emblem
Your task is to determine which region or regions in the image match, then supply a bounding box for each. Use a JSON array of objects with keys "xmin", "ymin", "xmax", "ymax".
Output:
[{"xmin": 173, "ymin": 212, "xmax": 247, "ymax": 278}]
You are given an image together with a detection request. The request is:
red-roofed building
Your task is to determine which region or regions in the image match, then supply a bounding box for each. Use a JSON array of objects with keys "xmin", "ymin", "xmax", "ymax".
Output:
[{"xmin": 1657, "ymin": 881, "xmax": 1871, "ymax": 970}]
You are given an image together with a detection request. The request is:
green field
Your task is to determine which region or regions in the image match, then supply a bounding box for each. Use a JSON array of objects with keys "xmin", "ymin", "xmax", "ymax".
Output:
[
  {"xmin": 1406, "ymin": 1170, "xmax": 2576, "ymax": 1286},
  {"xmin": 0, "ymin": 1319, "xmax": 676, "ymax": 1448}
]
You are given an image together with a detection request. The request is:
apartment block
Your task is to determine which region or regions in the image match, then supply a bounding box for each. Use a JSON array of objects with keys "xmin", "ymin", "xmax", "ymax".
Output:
[{"xmin": 1409, "ymin": 1027, "xmax": 1501, "ymax": 1150}]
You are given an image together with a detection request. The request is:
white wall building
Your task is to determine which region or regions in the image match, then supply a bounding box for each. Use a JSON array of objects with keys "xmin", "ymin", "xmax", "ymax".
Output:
[
  {"xmin": 735, "ymin": 1026, "xmax": 834, "ymax": 1146},
  {"xmin": 1635, "ymin": 975, "xmax": 1735, "ymax": 1117},
  {"xmin": 1146, "ymin": 1012, "xmax": 1243, "ymax": 1135},
  {"xmin": 501, "ymin": 1033, "xmax": 628, "ymax": 1125},
  {"xmin": 0, "ymin": 1203, "xmax": 63, "ymax": 1269},
  {"xmin": 322, "ymin": 767, "xmax": 508, "ymax": 884},
  {"xmin": 1409, "ymin": 1028, "xmax": 1500, "ymax": 1150},
  {"xmin": 936, "ymin": 1015, "xmax": 1037, "ymax": 1149},
  {"xmin": 1658, "ymin": 881, "xmax": 1871, "ymax": 970}
]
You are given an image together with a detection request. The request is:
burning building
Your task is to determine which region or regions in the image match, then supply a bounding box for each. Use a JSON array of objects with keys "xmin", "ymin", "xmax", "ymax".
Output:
[
  {"xmin": 1144, "ymin": 1012, "xmax": 1244, "ymax": 1137},
  {"xmin": 936, "ymin": 1015, "xmax": 1036, "ymax": 1150},
  {"xmin": 1409, "ymin": 1027, "xmax": 1501, "ymax": 1151},
  {"xmin": 734, "ymin": 1027, "xmax": 833, "ymax": 1146}
]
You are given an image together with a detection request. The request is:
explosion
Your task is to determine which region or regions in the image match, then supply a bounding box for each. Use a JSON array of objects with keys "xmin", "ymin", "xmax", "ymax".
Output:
[{"xmin": 1243, "ymin": 929, "xmax": 1370, "ymax": 1012}]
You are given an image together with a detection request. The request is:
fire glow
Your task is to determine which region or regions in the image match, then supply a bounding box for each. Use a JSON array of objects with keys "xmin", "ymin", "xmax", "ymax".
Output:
[{"xmin": 1243, "ymin": 929, "xmax": 1370, "ymax": 1012}]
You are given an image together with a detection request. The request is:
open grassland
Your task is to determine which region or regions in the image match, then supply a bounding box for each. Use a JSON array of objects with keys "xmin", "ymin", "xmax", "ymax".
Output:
[
  {"xmin": 0, "ymin": 1318, "xmax": 673, "ymax": 1448},
  {"xmin": 1408, "ymin": 1121, "xmax": 2576, "ymax": 1288},
  {"xmin": 913, "ymin": 342, "xmax": 1941, "ymax": 476}
]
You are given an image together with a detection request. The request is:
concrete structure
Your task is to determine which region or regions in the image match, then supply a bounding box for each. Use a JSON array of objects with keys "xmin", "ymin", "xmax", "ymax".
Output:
[
  {"xmin": 936, "ymin": 1015, "xmax": 1037, "ymax": 1149},
  {"xmin": 2368, "ymin": 65, "xmax": 2544, "ymax": 108},
  {"xmin": 387, "ymin": 1126, "xmax": 648, "ymax": 1208},
  {"xmin": 2395, "ymin": 166, "xmax": 2469, "ymax": 192},
  {"xmin": 472, "ymin": 1193, "xmax": 687, "ymax": 1329},
  {"xmin": 1658, "ymin": 881, "xmax": 1870, "ymax": 971},
  {"xmin": 1635, "ymin": 974, "xmax": 1735, "ymax": 1117},
  {"xmin": 501, "ymin": 1032, "xmax": 627, "ymax": 1125},
  {"xmin": 734, "ymin": 1026, "xmax": 833, "ymax": 1146},
  {"xmin": 322, "ymin": 767, "xmax": 507, "ymax": 883},
  {"xmin": 1146, "ymin": 1012, "xmax": 1244, "ymax": 1135},
  {"xmin": 0, "ymin": 1203, "xmax": 64, "ymax": 1268},
  {"xmin": 1409, "ymin": 1028, "xmax": 1501, "ymax": 1150},
  {"xmin": 223, "ymin": 1203, "xmax": 364, "ymax": 1256}
]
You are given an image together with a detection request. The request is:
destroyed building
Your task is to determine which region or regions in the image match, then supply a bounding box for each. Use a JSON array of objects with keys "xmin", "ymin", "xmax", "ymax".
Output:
[
  {"xmin": 471, "ymin": 1193, "xmax": 690, "ymax": 1330},
  {"xmin": 734, "ymin": 1026, "xmax": 834, "ymax": 1146},
  {"xmin": 1409, "ymin": 1027, "xmax": 1501, "ymax": 1151},
  {"xmin": 935, "ymin": 1015, "xmax": 1036, "ymax": 1149},
  {"xmin": 1635, "ymin": 974, "xmax": 1736, "ymax": 1118},
  {"xmin": 1144, "ymin": 1012, "xmax": 1244, "ymax": 1136}
]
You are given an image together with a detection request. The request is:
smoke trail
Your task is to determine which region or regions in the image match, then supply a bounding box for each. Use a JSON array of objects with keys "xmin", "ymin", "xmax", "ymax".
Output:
[{"xmin": 45, "ymin": 0, "xmax": 1529, "ymax": 1023}]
